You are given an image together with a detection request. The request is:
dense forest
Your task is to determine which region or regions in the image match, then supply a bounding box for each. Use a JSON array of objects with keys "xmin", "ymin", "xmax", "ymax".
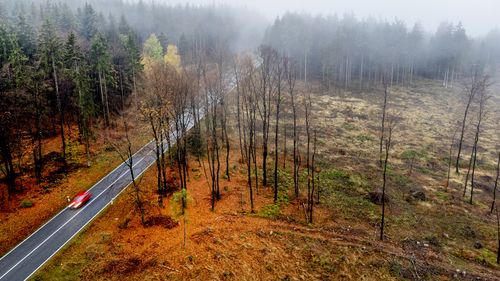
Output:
[{"xmin": 0, "ymin": 1, "xmax": 142, "ymax": 199}]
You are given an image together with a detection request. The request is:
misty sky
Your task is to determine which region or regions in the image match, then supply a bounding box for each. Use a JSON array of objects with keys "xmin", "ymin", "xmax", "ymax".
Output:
[{"xmin": 160, "ymin": 0, "xmax": 499, "ymax": 36}]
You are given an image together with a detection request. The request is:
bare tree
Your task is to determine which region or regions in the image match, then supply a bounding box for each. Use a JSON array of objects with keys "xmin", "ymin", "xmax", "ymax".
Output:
[
  {"xmin": 203, "ymin": 67, "xmax": 221, "ymax": 210},
  {"xmin": 236, "ymin": 56, "xmax": 258, "ymax": 213},
  {"xmin": 256, "ymin": 46, "xmax": 277, "ymax": 187},
  {"xmin": 170, "ymin": 69, "xmax": 191, "ymax": 192},
  {"xmin": 273, "ymin": 56, "xmax": 284, "ymax": 203},
  {"xmin": 463, "ymin": 77, "xmax": 490, "ymax": 204},
  {"xmin": 116, "ymin": 122, "xmax": 146, "ymax": 225},
  {"xmin": 304, "ymin": 93, "xmax": 314, "ymax": 223},
  {"xmin": 284, "ymin": 57, "xmax": 299, "ymax": 198},
  {"xmin": 307, "ymin": 129, "xmax": 318, "ymax": 223},
  {"xmin": 455, "ymin": 73, "xmax": 481, "ymax": 173},
  {"xmin": 234, "ymin": 57, "xmax": 245, "ymax": 163},
  {"xmin": 496, "ymin": 207, "xmax": 500, "ymax": 264},
  {"xmin": 380, "ymin": 119, "xmax": 395, "ymax": 241},
  {"xmin": 491, "ymin": 152, "xmax": 500, "ymax": 213},
  {"xmin": 446, "ymin": 123, "xmax": 460, "ymax": 189},
  {"xmin": 379, "ymin": 78, "xmax": 389, "ymax": 166},
  {"xmin": 140, "ymin": 63, "xmax": 173, "ymax": 207}
]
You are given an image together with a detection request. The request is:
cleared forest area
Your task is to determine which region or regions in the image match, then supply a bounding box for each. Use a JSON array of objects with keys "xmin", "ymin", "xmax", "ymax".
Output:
[{"xmin": 30, "ymin": 78, "xmax": 500, "ymax": 280}]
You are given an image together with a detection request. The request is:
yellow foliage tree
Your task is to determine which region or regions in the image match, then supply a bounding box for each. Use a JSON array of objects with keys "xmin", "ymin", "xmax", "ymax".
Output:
[{"xmin": 164, "ymin": 44, "xmax": 181, "ymax": 72}]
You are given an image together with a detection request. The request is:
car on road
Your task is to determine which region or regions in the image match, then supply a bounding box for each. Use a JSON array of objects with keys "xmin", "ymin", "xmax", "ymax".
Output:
[{"xmin": 68, "ymin": 191, "xmax": 92, "ymax": 209}]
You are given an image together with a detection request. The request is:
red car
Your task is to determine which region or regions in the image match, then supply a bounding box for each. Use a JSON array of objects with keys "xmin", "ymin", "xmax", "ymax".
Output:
[{"xmin": 69, "ymin": 191, "xmax": 92, "ymax": 209}]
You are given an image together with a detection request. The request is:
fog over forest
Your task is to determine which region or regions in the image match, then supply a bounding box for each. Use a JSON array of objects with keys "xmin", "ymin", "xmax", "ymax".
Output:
[{"xmin": 163, "ymin": 0, "xmax": 499, "ymax": 36}]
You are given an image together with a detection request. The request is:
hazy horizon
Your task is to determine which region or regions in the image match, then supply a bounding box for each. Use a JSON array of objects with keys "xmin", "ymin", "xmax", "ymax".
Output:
[{"xmin": 154, "ymin": 0, "xmax": 499, "ymax": 36}]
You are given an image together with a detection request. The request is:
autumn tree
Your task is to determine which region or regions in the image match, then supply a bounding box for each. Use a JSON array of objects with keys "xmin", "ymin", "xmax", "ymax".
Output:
[
  {"xmin": 141, "ymin": 62, "xmax": 172, "ymax": 207},
  {"xmin": 164, "ymin": 44, "xmax": 181, "ymax": 71},
  {"xmin": 142, "ymin": 34, "xmax": 163, "ymax": 73}
]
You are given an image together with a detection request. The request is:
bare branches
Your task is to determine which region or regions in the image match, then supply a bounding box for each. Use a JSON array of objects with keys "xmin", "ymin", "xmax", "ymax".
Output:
[
  {"xmin": 461, "ymin": 76, "xmax": 491, "ymax": 204},
  {"xmin": 113, "ymin": 121, "xmax": 146, "ymax": 225},
  {"xmin": 235, "ymin": 55, "xmax": 258, "ymax": 213},
  {"xmin": 455, "ymin": 75, "xmax": 491, "ymax": 173}
]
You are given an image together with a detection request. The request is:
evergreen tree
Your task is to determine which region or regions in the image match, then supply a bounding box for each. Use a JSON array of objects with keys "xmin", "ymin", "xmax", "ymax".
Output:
[
  {"xmin": 120, "ymin": 32, "xmax": 142, "ymax": 105},
  {"xmin": 15, "ymin": 13, "xmax": 36, "ymax": 58},
  {"xmin": 79, "ymin": 3, "xmax": 97, "ymax": 41},
  {"xmin": 38, "ymin": 18, "xmax": 67, "ymax": 162},
  {"xmin": 64, "ymin": 32, "xmax": 94, "ymax": 166},
  {"xmin": 90, "ymin": 33, "xmax": 114, "ymax": 128}
]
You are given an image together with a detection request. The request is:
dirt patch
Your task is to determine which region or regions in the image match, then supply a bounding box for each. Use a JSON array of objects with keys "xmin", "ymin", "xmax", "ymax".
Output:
[{"xmin": 144, "ymin": 215, "xmax": 179, "ymax": 228}]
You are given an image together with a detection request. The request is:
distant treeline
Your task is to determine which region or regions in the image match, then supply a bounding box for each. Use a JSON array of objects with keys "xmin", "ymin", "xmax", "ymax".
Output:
[{"xmin": 263, "ymin": 13, "xmax": 500, "ymax": 89}]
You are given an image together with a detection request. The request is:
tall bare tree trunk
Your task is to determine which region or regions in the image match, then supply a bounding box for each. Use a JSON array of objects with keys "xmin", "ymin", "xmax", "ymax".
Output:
[
  {"xmin": 491, "ymin": 152, "xmax": 500, "ymax": 213},
  {"xmin": 380, "ymin": 122, "xmax": 394, "ymax": 241},
  {"xmin": 379, "ymin": 80, "xmax": 388, "ymax": 166},
  {"xmin": 446, "ymin": 125, "xmax": 459, "ymax": 189},
  {"xmin": 456, "ymin": 75, "xmax": 478, "ymax": 173}
]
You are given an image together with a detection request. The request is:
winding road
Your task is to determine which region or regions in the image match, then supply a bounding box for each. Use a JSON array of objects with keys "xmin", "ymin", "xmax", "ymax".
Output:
[{"xmin": 0, "ymin": 138, "xmax": 166, "ymax": 281}]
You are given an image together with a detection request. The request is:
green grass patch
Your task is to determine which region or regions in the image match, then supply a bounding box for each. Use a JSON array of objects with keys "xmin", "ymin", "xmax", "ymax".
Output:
[
  {"xmin": 319, "ymin": 168, "xmax": 376, "ymax": 220},
  {"xmin": 475, "ymin": 248, "xmax": 499, "ymax": 269},
  {"xmin": 258, "ymin": 203, "xmax": 281, "ymax": 219},
  {"xmin": 416, "ymin": 166, "xmax": 432, "ymax": 175},
  {"xmin": 356, "ymin": 134, "xmax": 374, "ymax": 143},
  {"xmin": 311, "ymin": 254, "xmax": 335, "ymax": 273},
  {"xmin": 19, "ymin": 200, "xmax": 33, "ymax": 208},
  {"xmin": 342, "ymin": 122, "xmax": 356, "ymax": 131},
  {"xmin": 434, "ymin": 191, "xmax": 449, "ymax": 201}
]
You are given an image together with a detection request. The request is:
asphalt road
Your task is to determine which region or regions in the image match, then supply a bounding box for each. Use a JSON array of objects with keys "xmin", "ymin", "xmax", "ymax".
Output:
[{"xmin": 0, "ymin": 137, "xmax": 175, "ymax": 281}]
